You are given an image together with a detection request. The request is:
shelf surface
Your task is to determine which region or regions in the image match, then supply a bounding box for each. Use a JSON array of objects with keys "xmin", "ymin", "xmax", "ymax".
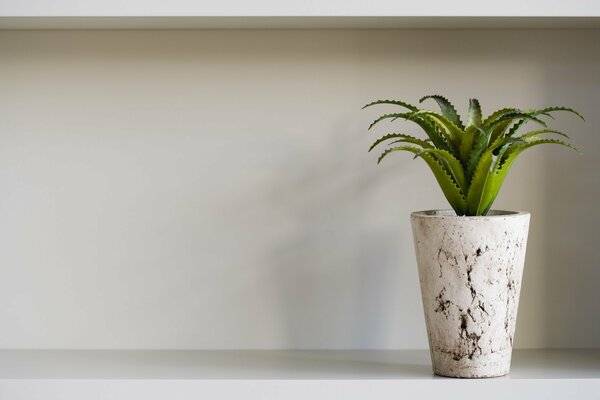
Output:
[
  {"xmin": 0, "ymin": 349, "xmax": 598, "ymax": 399},
  {"xmin": 0, "ymin": 349, "xmax": 598, "ymax": 379}
]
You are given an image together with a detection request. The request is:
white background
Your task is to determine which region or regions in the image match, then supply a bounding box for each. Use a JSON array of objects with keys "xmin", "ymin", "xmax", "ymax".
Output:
[{"xmin": 0, "ymin": 29, "xmax": 599, "ymax": 349}]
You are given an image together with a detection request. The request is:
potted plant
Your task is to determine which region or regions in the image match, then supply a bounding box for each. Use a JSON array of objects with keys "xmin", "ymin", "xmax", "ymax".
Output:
[{"xmin": 364, "ymin": 95, "xmax": 583, "ymax": 378}]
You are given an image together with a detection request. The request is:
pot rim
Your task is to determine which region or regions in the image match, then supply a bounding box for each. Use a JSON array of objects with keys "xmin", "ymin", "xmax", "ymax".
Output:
[{"xmin": 411, "ymin": 209, "xmax": 530, "ymax": 219}]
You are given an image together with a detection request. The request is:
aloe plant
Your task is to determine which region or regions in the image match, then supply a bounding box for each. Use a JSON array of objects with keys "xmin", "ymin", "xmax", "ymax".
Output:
[{"xmin": 365, "ymin": 95, "xmax": 584, "ymax": 216}]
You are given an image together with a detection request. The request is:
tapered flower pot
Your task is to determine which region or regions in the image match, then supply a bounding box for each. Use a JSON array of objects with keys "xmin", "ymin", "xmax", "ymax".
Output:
[{"xmin": 411, "ymin": 210, "xmax": 530, "ymax": 378}]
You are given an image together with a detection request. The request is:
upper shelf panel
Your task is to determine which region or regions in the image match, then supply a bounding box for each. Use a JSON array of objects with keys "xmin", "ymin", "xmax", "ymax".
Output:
[
  {"xmin": 1, "ymin": 0, "xmax": 600, "ymax": 29},
  {"xmin": 2, "ymin": 0, "xmax": 600, "ymax": 17},
  {"xmin": 1, "ymin": 16, "xmax": 600, "ymax": 30}
]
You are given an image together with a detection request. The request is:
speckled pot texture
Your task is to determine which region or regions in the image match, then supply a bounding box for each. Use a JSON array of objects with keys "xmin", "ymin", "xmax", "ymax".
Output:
[{"xmin": 411, "ymin": 210, "xmax": 530, "ymax": 378}]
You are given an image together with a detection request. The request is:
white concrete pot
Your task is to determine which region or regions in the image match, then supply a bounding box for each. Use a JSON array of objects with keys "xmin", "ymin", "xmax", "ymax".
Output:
[{"xmin": 411, "ymin": 210, "xmax": 530, "ymax": 378}]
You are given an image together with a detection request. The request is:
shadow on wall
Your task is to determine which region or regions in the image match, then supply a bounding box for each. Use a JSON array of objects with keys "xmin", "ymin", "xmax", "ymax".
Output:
[
  {"xmin": 259, "ymin": 29, "xmax": 600, "ymax": 349},
  {"xmin": 540, "ymin": 36, "xmax": 600, "ymax": 348},
  {"xmin": 261, "ymin": 119, "xmax": 418, "ymax": 349}
]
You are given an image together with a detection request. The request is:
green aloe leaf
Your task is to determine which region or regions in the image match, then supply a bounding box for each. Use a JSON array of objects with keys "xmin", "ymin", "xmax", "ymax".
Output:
[
  {"xmin": 410, "ymin": 116, "xmax": 450, "ymax": 151},
  {"xmin": 468, "ymin": 138, "xmax": 578, "ymax": 216},
  {"xmin": 517, "ymin": 129, "xmax": 570, "ymax": 140},
  {"xmin": 532, "ymin": 106, "xmax": 585, "ymax": 121},
  {"xmin": 368, "ymin": 113, "xmax": 412, "ymax": 130},
  {"xmin": 489, "ymin": 119, "xmax": 514, "ymax": 144},
  {"xmin": 369, "ymin": 112, "xmax": 450, "ymax": 152},
  {"xmin": 501, "ymin": 137, "xmax": 580, "ymax": 163},
  {"xmin": 409, "ymin": 110, "xmax": 463, "ymax": 152},
  {"xmin": 362, "ymin": 99, "xmax": 418, "ymax": 111},
  {"xmin": 466, "ymin": 111, "xmax": 548, "ymax": 181},
  {"xmin": 459, "ymin": 125, "xmax": 477, "ymax": 166},
  {"xmin": 466, "ymin": 143, "xmax": 511, "ymax": 216},
  {"xmin": 419, "ymin": 95, "xmax": 465, "ymax": 130},
  {"xmin": 505, "ymin": 118, "xmax": 526, "ymax": 138},
  {"xmin": 414, "ymin": 148, "xmax": 468, "ymax": 194},
  {"xmin": 466, "ymin": 98, "xmax": 482, "ymax": 128},
  {"xmin": 482, "ymin": 108, "xmax": 519, "ymax": 128},
  {"xmin": 465, "ymin": 129, "xmax": 489, "ymax": 180},
  {"xmin": 488, "ymin": 112, "xmax": 547, "ymax": 142},
  {"xmin": 487, "ymin": 112, "xmax": 547, "ymax": 131},
  {"xmin": 369, "ymin": 133, "xmax": 433, "ymax": 152},
  {"xmin": 378, "ymin": 145, "xmax": 466, "ymax": 214}
]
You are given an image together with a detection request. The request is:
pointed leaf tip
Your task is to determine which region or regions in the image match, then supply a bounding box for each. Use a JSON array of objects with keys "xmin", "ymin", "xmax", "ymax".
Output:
[
  {"xmin": 362, "ymin": 99, "xmax": 419, "ymax": 111},
  {"xmin": 534, "ymin": 106, "xmax": 585, "ymax": 121},
  {"xmin": 368, "ymin": 133, "xmax": 432, "ymax": 152},
  {"xmin": 419, "ymin": 95, "xmax": 465, "ymax": 130},
  {"xmin": 467, "ymin": 98, "xmax": 482, "ymax": 128}
]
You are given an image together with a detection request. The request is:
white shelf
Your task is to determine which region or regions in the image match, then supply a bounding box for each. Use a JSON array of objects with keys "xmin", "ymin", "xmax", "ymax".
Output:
[
  {"xmin": 0, "ymin": 349, "xmax": 598, "ymax": 399},
  {"xmin": 1, "ymin": 1, "xmax": 600, "ymax": 29},
  {"xmin": 1, "ymin": 16, "xmax": 600, "ymax": 29},
  {"xmin": 2, "ymin": 0, "xmax": 600, "ymax": 17}
]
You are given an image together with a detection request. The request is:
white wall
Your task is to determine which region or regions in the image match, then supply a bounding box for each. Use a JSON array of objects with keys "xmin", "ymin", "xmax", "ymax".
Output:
[{"xmin": 0, "ymin": 29, "xmax": 598, "ymax": 349}]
